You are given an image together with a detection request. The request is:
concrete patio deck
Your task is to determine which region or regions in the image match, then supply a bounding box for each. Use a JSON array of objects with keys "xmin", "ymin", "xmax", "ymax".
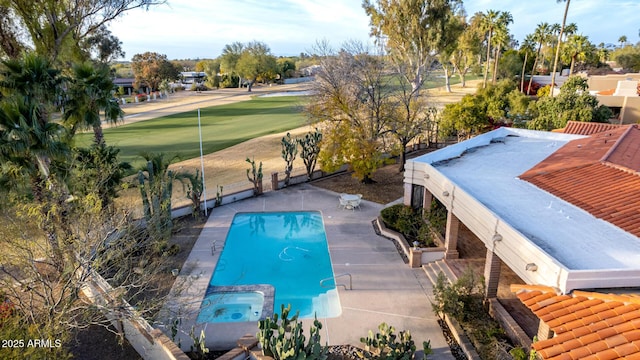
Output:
[{"xmin": 160, "ymin": 184, "xmax": 454, "ymax": 359}]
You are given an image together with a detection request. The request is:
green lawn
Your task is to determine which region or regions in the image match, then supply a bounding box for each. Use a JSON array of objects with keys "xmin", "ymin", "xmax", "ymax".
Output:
[{"xmin": 75, "ymin": 95, "xmax": 308, "ymax": 170}]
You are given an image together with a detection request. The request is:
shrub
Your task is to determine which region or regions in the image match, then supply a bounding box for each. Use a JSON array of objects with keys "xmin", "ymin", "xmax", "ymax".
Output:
[{"xmin": 380, "ymin": 204, "xmax": 434, "ymax": 247}]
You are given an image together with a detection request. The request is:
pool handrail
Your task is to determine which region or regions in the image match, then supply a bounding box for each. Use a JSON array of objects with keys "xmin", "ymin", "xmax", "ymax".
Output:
[{"xmin": 320, "ymin": 273, "xmax": 352, "ymax": 290}]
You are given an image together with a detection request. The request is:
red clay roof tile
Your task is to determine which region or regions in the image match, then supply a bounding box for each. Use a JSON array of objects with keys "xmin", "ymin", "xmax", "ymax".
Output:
[
  {"xmin": 562, "ymin": 121, "xmax": 623, "ymax": 136},
  {"xmin": 513, "ymin": 285, "xmax": 640, "ymax": 359},
  {"xmin": 520, "ymin": 124, "xmax": 640, "ymax": 237}
]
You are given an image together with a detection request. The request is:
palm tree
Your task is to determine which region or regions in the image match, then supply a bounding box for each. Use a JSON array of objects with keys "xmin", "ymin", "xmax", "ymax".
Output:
[
  {"xmin": 618, "ymin": 35, "xmax": 628, "ymax": 48},
  {"xmin": 597, "ymin": 43, "xmax": 610, "ymax": 64},
  {"xmin": 520, "ymin": 34, "xmax": 536, "ymax": 92},
  {"xmin": 479, "ymin": 10, "xmax": 512, "ymax": 88},
  {"xmin": 550, "ymin": 0, "xmax": 571, "ymax": 95},
  {"xmin": 563, "ymin": 34, "xmax": 592, "ymax": 75},
  {"xmin": 563, "ymin": 23, "xmax": 578, "ymax": 41},
  {"xmin": 528, "ymin": 22, "xmax": 552, "ymax": 94},
  {"xmin": 491, "ymin": 23, "xmax": 511, "ymax": 84},
  {"xmin": 63, "ymin": 62, "xmax": 123, "ymax": 145},
  {"xmin": 0, "ymin": 54, "xmax": 69, "ymax": 267}
]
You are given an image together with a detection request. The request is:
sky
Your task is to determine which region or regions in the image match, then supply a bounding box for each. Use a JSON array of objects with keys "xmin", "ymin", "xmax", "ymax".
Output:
[{"xmin": 108, "ymin": 0, "xmax": 640, "ymax": 61}]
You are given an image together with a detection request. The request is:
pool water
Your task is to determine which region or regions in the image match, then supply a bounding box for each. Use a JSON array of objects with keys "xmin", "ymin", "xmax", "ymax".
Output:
[{"xmin": 198, "ymin": 211, "xmax": 341, "ymax": 323}]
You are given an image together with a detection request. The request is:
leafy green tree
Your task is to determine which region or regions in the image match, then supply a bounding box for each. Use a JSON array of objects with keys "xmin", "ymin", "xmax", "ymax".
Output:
[
  {"xmin": 451, "ymin": 17, "xmax": 483, "ymax": 88},
  {"xmin": 220, "ymin": 41, "xmax": 245, "ymax": 81},
  {"xmin": 527, "ymin": 76, "xmax": 612, "ymax": 130},
  {"xmin": 438, "ymin": 13, "xmax": 466, "ymax": 92},
  {"xmin": 277, "ymin": 57, "xmax": 296, "ymax": 81},
  {"xmin": 0, "ymin": 0, "xmax": 165, "ymax": 62},
  {"xmin": 235, "ymin": 41, "xmax": 277, "ymax": 92},
  {"xmin": 497, "ymin": 49, "xmax": 523, "ymax": 81},
  {"xmin": 612, "ymin": 44, "xmax": 640, "ymax": 71},
  {"xmin": 63, "ymin": 62, "xmax": 123, "ymax": 145},
  {"xmin": 198, "ymin": 59, "xmax": 221, "ymax": 89},
  {"xmin": 363, "ymin": 0, "xmax": 463, "ymax": 94},
  {"xmin": 82, "ymin": 25, "xmax": 126, "ymax": 63},
  {"xmin": 441, "ymin": 80, "xmax": 530, "ymax": 139},
  {"xmin": 131, "ymin": 51, "xmax": 180, "ymax": 92}
]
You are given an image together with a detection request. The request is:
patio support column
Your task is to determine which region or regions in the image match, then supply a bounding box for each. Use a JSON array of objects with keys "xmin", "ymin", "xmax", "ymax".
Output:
[
  {"xmin": 403, "ymin": 183, "xmax": 412, "ymax": 206},
  {"xmin": 422, "ymin": 190, "xmax": 433, "ymax": 212},
  {"xmin": 444, "ymin": 211, "xmax": 459, "ymax": 259},
  {"xmin": 484, "ymin": 249, "xmax": 501, "ymax": 298}
]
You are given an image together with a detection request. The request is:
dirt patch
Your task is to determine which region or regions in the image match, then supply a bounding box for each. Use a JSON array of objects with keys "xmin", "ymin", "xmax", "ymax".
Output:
[{"xmin": 312, "ymin": 163, "xmax": 405, "ymax": 205}]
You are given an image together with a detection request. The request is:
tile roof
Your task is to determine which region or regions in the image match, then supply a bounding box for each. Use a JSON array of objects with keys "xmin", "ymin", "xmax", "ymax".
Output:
[
  {"xmin": 520, "ymin": 124, "xmax": 640, "ymax": 237},
  {"xmin": 562, "ymin": 121, "xmax": 624, "ymax": 136},
  {"xmin": 511, "ymin": 285, "xmax": 640, "ymax": 360}
]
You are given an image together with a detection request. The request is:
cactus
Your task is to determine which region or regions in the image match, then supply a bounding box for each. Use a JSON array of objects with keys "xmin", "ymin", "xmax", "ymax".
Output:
[
  {"xmin": 358, "ymin": 322, "xmax": 426, "ymax": 360},
  {"xmin": 188, "ymin": 326, "xmax": 209, "ymax": 360},
  {"xmin": 246, "ymin": 157, "xmax": 263, "ymax": 196},
  {"xmin": 215, "ymin": 185, "xmax": 223, "ymax": 207},
  {"xmin": 297, "ymin": 129, "xmax": 322, "ymax": 181},
  {"xmin": 281, "ymin": 132, "xmax": 298, "ymax": 186},
  {"xmin": 257, "ymin": 304, "xmax": 328, "ymax": 360}
]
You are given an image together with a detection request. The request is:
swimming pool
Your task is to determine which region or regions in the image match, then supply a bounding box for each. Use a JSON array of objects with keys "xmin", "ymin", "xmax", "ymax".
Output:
[{"xmin": 197, "ymin": 211, "xmax": 341, "ymax": 323}]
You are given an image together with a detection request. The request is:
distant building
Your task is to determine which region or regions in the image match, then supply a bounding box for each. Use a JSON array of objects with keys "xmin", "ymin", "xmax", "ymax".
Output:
[
  {"xmin": 113, "ymin": 78, "xmax": 135, "ymax": 95},
  {"xmin": 180, "ymin": 71, "xmax": 206, "ymax": 86}
]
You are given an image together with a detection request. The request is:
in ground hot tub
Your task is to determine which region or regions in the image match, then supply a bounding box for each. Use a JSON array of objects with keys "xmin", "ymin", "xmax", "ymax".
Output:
[{"xmin": 196, "ymin": 285, "xmax": 274, "ymax": 324}]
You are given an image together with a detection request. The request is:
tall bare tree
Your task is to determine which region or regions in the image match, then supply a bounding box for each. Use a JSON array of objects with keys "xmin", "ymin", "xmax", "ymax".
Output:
[{"xmin": 306, "ymin": 41, "xmax": 395, "ymax": 183}]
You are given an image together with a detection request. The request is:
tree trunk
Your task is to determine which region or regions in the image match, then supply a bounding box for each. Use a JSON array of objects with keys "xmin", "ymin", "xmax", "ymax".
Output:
[
  {"xmin": 550, "ymin": 0, "xmax": 571, "ymax": 96},
  {"xmin": 398, "ymin": 148, "xmax": 407, "ymax": 173},
  {"xmin": 444, "ymin": 66, "xmax": 451, "ymax": 93},
  {"xmin": 247, "ymin": 80, "xmax": 254, "ymax": 92},
  {"xmin": 492, "ymin": 47, "xmax": 500, "ymax": 84},
  {"xmin": 528, "ymin": 45, "xmax": 542, "ymax": 95},
  {"xmin": 520, "ymin": 52, "xmax": 528, "ymax": 93},
  {"xmin": 569, "ymin": 56, "xmax": 576, "ymax": 76},
  {"xmin": 93, "ymin": 123, "xmax": 105, "ymax": 146},
  {"xmin": 483, "ymin": 29, "xmax": 493, "ymax": 88}
]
